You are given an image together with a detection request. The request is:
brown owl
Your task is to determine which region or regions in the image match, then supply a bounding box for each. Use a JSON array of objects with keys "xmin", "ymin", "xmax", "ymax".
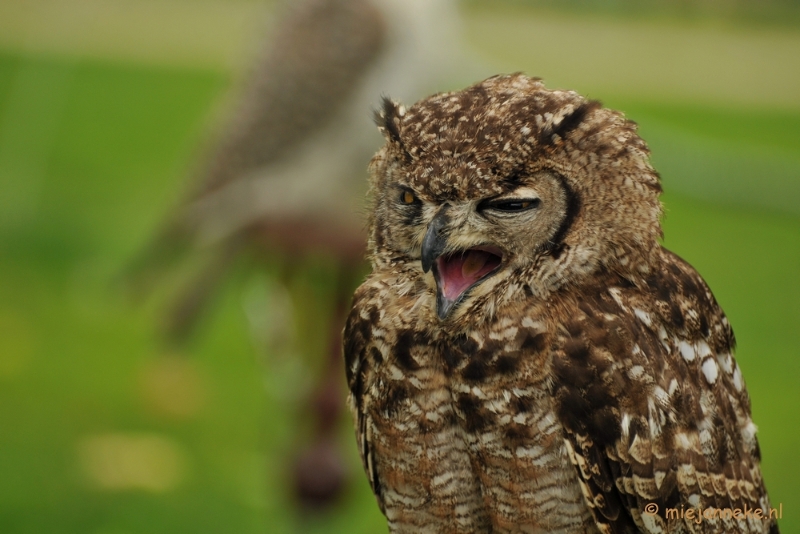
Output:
[{"xmin": 343, "ymin": 74, "xmax": 778, "ymax": 533}]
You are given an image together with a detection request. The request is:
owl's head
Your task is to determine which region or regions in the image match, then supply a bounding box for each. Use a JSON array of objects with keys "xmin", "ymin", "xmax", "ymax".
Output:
[{"xmin": 367, "ymin": 74, "xmax": 662, "ymax": 324}]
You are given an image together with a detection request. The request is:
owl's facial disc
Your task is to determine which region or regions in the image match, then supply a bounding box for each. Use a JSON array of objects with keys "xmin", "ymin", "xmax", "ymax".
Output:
[
  {"xmin": 414, "ymin": 173, "xmax": 569, "ymax": 319},
  {"xmin": 433, "ymin": 246, "xmax": 503, "ymax": 319}
]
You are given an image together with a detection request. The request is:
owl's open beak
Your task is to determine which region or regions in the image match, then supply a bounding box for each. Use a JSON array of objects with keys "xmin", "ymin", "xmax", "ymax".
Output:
[
  {"xmin": 421, "ymin": 210, "xmax": 503, "ymax": 319},
  {"xmin": 433, "ymin": 247, "xmax": 503, "ymax": 319}
]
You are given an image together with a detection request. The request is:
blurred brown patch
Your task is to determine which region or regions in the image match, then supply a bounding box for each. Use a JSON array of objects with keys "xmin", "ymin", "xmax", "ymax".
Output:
[{"xmin": 293, "ymin": 438, "xmax": 348, "ymax": 509}]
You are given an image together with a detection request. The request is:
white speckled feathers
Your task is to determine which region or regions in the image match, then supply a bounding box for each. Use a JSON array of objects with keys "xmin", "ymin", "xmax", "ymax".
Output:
[{"xmin": 344, "ymin": 74, "xmax": 776, "ymax": 533}]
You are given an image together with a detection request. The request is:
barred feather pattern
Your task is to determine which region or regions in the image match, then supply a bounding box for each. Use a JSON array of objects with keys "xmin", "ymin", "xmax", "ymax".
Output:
[{"xmin": 344, "ymin": 74, "xmax": 777, "ymax": 533}]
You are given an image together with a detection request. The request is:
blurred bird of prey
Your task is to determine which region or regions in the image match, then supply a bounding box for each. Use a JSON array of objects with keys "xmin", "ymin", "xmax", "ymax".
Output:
[{"xmin": 127, "ymin": 0, "xmax": 470, "ymax": 510}]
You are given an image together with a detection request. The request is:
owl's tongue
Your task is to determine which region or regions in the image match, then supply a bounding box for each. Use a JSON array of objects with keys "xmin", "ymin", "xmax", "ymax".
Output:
[{"xmin": 437, "ymin": 248, "xmax": 502, "ymax": 303}]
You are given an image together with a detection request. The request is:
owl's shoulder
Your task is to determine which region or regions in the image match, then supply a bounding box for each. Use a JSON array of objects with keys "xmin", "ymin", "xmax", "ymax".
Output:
[{"xmin": 545, "ymin": 247, "xmax": 769, "ymax": 532}]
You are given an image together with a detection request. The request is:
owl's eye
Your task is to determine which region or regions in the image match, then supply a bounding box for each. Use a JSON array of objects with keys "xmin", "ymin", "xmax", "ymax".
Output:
[
  {"xmin": 482, "ymin": 198, "xmax": 541, "ymax": 213},
  {"xmin": 400, "ymin": 190, "xmax": 417, "ymax": 205}
]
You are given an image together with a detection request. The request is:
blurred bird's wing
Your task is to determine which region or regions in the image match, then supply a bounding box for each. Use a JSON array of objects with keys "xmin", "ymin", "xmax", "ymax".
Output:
[
  {"xmin": 124, "ymin": 0, "xmax": 387, "ymax": 338},
  {"xmin": 196, "ymin": 0, "xmax": 387, "ymax": 197},
  {"xmin": 149, "ymin": 0, "xmax": 387, "ymax": 245}
]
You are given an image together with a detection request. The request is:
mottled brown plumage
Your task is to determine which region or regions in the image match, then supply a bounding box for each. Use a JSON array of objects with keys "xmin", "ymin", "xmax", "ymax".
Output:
[{"xmin": 344, "ymin": 74, "xmax": 777, "ymax": 533}]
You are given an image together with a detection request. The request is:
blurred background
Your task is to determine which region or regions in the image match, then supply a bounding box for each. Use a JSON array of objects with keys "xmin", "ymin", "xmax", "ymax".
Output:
[{"xmin": 0, "ymin": 0, "xmax": 798, "ymax": 533}]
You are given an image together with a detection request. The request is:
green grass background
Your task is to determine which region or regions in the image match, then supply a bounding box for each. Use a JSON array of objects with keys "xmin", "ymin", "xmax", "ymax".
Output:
[{"xmin": 0, "ymin": 3, "xmax": 798, "ymax": 533}]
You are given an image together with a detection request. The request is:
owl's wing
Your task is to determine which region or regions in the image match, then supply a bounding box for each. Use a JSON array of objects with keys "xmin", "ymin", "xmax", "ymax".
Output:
[
  {"xmin": 343, "ymin": 283, "xmax": 385, "ymax": 511},
  {"xmin": 148, "ymin": 0, "xmax": 386, "ymax": 247},
  {"xmin": 196, "ymin": 0, "xmax": 386, "ymax": 196},
  {"xmin": 552, "ymin": 248, "xmax": 777, "ymax": 534},
  {"xmin": 123, "ymin": 0, "xmax": 385, "ymax": 337}
]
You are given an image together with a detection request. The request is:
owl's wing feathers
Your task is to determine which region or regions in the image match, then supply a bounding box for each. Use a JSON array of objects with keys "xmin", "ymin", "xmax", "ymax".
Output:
[
  {"xmin": 138, "ymin": 0, "xmax": 386, "ymax": 252},
  {"xmin": 552, "ymin": 248, "xmax": 776, "ymax": 534},
  {"xmin": 197, "ymin": 0, "xmax": 387, "ymax": 196},
  {"xmin": 123, "ymin": 0, "xmax": 386, "ymax": 337},
  {"xmin": 343, "ymin": 283, "xmax": 385, "ymax": 511}
]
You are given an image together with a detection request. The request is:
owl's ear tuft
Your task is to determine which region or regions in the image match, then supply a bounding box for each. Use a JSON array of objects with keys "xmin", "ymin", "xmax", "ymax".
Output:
[
  {"xmin": 375, "ymin": 96, "xmax": 406, "ymax": 148},
  {"xmin": 540, "ymin": 100, "xmax": 602, "ymax": 145}
]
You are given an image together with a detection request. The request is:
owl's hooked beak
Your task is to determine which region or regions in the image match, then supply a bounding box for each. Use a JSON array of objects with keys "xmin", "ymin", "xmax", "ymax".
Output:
[
  {"xmin": 421, "ymin": 208, "xmax": 503, "ymax": 319},
  {"xmin": 421, "ymin": 207, "xmax": 450, "ymax": 275}
]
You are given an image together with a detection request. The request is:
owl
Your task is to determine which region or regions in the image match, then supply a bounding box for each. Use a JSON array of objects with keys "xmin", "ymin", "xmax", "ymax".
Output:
[{"xmin": 343, "ymin": 74, "xmax": 778, "ymax": 533}]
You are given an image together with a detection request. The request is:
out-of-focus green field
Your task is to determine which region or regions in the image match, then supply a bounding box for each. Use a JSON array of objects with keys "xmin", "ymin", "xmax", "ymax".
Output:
[{"xmin": 1, "ymin": 3, "xmax": 798, "ymax": 533}]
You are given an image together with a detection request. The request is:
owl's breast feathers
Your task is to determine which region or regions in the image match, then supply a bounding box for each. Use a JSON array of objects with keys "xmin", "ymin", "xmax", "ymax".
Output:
[{"xmin": 344, "ymin": 247, "xmax": 777, "ymax": 533}]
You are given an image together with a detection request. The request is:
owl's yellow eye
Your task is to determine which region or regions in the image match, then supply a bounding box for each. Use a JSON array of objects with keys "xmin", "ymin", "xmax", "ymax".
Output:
[{"xmin": 401, "ymin": 190, "xmax": 416, "ymax": 205}]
